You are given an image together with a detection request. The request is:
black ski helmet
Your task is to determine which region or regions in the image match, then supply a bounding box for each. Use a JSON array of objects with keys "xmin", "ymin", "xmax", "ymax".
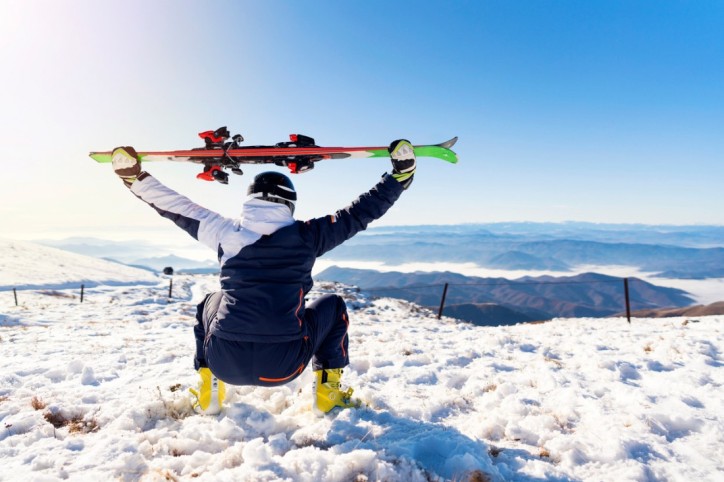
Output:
[{"xmin": 247, "ymin": 171, "xmax": 297, "ymax": 215}]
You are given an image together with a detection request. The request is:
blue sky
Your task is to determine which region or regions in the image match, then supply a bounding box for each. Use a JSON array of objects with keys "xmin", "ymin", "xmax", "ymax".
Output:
[{"xmin": 1, "ymin": 0, "xmax": 723, "ymax": 242}]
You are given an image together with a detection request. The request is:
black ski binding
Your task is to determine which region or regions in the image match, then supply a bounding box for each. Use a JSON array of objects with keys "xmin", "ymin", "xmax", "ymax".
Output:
[
  {"xmin": 195, "ymin": 126, "xmax": 246, "ymax": 183},
  {"xmin": 274, "ymin": 134, "xmax": 320, "ymax": 173},
  {"xmin": 276, "ymin": 134, "xmax": 317, "ymax": 148},
  {"xmin": 194, "ymin": 128, "xmax": 320, "ymax": 182}
]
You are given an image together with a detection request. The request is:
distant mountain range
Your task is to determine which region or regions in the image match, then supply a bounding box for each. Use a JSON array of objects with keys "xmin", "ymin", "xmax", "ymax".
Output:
[
  {"xmin": 316, "ymin": 267, "xmax": 695, "ymax": 326},
  {"xmin": 322, "ymin": 223, "xmax": 724, "ymax": 279},
  {"xmin": 487, "ymin": 250, "xmax": 571, "ymax": 271},
  {"xmin": 16, "ymin": 223, "xmax": 720, "ymax": 326},
  {"xmin": 358, "ymin": 223, "xmax": 724, "ymax": 248},
  {"xmin": 34, "ymin": 223, "xmax": 724, "ymax": 279}
]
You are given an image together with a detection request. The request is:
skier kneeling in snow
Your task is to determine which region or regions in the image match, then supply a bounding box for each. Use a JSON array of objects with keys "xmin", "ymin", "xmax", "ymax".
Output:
[{"xmin": 111, "ymin": 140, "xmax": 416, "ymax": 415}]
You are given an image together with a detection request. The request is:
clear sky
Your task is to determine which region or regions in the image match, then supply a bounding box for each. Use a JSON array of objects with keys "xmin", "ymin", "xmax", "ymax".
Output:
[{"xmin": 1, "ymin": 0, "xmax": 723, "ymax": 243}]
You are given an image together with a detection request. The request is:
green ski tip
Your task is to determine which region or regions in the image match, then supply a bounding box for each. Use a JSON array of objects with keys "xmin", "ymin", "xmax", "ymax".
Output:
[
  {"xmin": 369, "ymin": 137, "xmax": 459, "ymax": 163},
  {"xmin": 89, "ymin": 153, "xmax": 112, "ymax": 163}
]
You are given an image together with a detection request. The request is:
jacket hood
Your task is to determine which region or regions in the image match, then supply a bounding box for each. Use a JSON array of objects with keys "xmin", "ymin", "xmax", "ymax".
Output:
[{"xmin": 241, "ymin": 197, "xmax": 295, "ymax": 235}]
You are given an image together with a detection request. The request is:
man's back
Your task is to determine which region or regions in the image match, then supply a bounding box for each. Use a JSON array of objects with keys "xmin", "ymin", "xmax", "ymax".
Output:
[{"xmin": 216, "ymin": 220, "xmax": 316, "ymax": 343}]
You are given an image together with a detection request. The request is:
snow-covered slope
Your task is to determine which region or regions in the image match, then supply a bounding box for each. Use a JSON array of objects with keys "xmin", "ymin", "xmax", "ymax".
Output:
[
  {"xmin": 1, "ymin": 274, "xmax": 721, "ymax": 481},
  {"xmin": 0, "ymin": 239, "xmax": 158, "ymax": 290}
]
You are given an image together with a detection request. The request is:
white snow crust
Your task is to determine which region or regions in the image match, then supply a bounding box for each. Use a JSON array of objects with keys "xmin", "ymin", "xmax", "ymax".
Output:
[
  {"xmin": 0, "ymin": 239, "xmax": 158, "ymax": 290},
  {"xmin": 2, "ymin": 272, "xmax": 722, "ymax": 481}
]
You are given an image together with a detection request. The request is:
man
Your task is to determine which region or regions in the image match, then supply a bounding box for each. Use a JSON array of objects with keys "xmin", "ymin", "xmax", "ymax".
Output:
[{"xmin": 111, "ymin": 139, "xmax": 416, "ymax": 415}]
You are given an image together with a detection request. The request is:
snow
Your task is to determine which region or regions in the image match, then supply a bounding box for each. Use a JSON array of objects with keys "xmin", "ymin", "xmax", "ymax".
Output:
[
  {"xmin": 1, "ymin": 251, "xmax": 723, "ymax": 481},
  {"xmin": 0, "ymin": 239, "xmax": 158, "ymax": 290}
]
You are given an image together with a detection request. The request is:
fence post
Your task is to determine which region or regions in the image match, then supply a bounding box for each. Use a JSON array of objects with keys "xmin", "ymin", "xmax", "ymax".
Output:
[
  {"xmin": 80, "ymin": 284, "xmax": 85, "ymax": 303},
  {"xmin": 13, "ymin": 288, "xmax": 18, "ymax": 306},
  {"xmin": 437, "ymin": 283, "xmax": 449, "ymax": 319},
  {"xmin": 163, "ymin": 267, "xmax": 174, "ymax": 300},
  {"xmin": 623, "ymin": 278, "xmax": 631, "ymax": 323}
]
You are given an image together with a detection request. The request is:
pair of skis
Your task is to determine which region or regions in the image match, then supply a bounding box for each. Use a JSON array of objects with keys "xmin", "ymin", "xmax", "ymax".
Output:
[{"xmin": 89, "ymin": 127, "xmax": 458, "ymax": 184}]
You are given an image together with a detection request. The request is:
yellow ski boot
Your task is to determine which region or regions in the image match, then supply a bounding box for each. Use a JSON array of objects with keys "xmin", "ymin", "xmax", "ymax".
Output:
[
  {"xmin": 313, "ymin": 368, "xmax": 361, "ymax": 415},
  {"xmin": 189, "ymin": 367, "xmax": 227, "ymax": 415}
]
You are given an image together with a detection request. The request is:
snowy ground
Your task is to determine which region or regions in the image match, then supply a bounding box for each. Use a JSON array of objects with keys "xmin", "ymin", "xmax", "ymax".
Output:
[
  {"xmin": 0, "ymin": 239, "xmax": 157, "ymax": 290},
  {"xmin": 1, "ymin": 274, "xmax": 722, "ymax": 481}
]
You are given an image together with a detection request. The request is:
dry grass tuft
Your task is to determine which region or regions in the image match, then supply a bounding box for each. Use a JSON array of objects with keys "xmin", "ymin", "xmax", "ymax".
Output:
[
  {"xmin": 171, "ymin": 448, "xmax": 184, "ymax": 457},
  {"xmin": 483, "ymin": 384, "xmax": 497, "ymax": 393},
  {"xmin": 156, "ymin": 386, "xmax": 193, "ymax": 421},
  {"xmin": 69, "ymin": 417, "xmax": 99, "ymax": 434},
  {"xmin": 150, "ymin": 469, "xmax": 179, "ymax": 481},
  {"xmin": 544, "ymin": 356, "xmax": 563, "ymax": 368},
  {"xmin": 38, "ymin": 290, "xmax": 75, "ymax": 299},
  {"xmin": 465, "ymin": 470, "xmax": 493, "ymax": 482},
  {"xmin": 43, "ymin": 410, "xmax": 99, "ymax": 434},
  {"xmin": 31, "ymin": 396, "xmax": 47, "ymax": 410},
  {"xmin": 43, "ymin": 410, "xmax": 73, "ymax": 429}
]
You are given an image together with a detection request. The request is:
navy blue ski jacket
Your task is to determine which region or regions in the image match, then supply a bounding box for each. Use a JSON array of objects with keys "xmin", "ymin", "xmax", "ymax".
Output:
[{"xmin": 131, "ymin": 173, "xmax": 404, "ymax": 343}]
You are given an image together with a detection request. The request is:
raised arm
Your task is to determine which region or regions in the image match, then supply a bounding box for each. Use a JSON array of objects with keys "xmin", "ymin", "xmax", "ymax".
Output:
[
  {"xmin": 111, "ymin": 146, "xmax": 236, "ymax": 252},
  {"xmin": 306, "ymin": 139, "xmax": 416, "ymax": 257}
]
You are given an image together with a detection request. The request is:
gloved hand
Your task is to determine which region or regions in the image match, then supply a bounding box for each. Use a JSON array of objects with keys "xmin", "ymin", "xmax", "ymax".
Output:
[
  {"xmin": 388, "ymin": 139, "xmax": 416, "ymax": 189},
  {"xmin": 189, "ymin": 367, "xmax": 227, "ymax": 415},
  {"xmin": 111, "ymin": 146, "xmax": 142, "ymax": 187}
]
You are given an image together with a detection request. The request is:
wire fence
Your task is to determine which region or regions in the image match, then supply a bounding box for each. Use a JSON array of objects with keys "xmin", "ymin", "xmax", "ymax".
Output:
[
  {"xmin": 6, "ymin": 276, "xmax": 655, "ymax": 325},
  {"xmin": 6, "ymin": 277, "xmax": 175, "ymax": 307},
  {"xmin": 360, "ymin": 277, "xmax": 634, "ymax": 323}
]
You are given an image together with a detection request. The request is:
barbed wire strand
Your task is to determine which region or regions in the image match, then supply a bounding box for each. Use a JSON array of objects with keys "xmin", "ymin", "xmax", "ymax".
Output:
[{"xmin": 360, "ymin": 278, "xmax": 625, "ymax": 292}]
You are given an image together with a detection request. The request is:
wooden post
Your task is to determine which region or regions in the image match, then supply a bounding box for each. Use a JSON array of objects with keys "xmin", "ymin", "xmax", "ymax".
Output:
[
  {"xmin": 13, "ymin": 288, "xmax": 18, "ymax": 306},
  {"xmin": 80, "ymin": 284, "xmax": 85, "ymax": 303},
  {"xmin": 163, "ymin": 267, "xmax": 174, "ymax": 300},
  {"xmin": 437, "ymin": 283, "xmax": 449, "ymax": 319},
  {"xmin": 623, "ymin": 278, "xmax": 631, "ymax": 323}
]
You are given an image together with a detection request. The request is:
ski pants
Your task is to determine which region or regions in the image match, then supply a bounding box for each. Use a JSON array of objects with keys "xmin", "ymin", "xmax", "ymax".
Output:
[{"xmin": 193, "ymin": 292, "xmax": 350, "ymax": 386}]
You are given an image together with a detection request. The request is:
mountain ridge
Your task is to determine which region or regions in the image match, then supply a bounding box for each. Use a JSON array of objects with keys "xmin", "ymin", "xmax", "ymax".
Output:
[{"xmin": 316, "ymin": 266, "xmax": 695, "ymax": 325}]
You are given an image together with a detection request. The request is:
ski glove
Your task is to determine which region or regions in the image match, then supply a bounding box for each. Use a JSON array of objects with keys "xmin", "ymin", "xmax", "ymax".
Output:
[
  {"xmin": 389, "ymin": 139, "xmax": 416, "ymax": 190},
  {"xmin": 112, "ymin": 146, "xmax": 143, "ymax": 187}
]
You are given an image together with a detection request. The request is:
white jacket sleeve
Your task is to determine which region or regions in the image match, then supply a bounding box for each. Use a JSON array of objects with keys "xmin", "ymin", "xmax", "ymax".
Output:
[{"xmin": 130, "ymin": 174, "xmax": 238, "ymax": 252}]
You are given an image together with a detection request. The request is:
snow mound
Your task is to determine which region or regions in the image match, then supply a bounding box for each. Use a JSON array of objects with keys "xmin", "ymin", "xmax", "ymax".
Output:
[
  {"xmin": 0, "ymin": 239, "xmax": 158, "ymax": 290},
  {"xmin": 1, "ymin": 275, "xmax": 722, "ymax": 481}
]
